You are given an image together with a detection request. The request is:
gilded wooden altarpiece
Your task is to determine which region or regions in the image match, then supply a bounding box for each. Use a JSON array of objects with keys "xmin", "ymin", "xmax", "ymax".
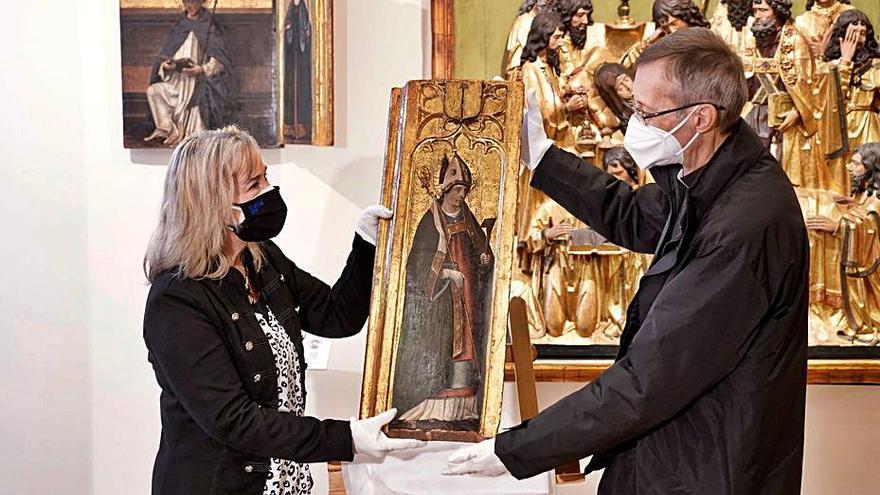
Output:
[{"xmin": 430, "ymin": 0, "xmax": 880, "ymax": 384}]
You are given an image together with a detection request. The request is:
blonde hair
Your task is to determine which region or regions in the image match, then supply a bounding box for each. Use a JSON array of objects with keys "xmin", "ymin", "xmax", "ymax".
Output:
[{"xmin": 144, "ymin": 125, "xmax": 265, "ymax": 283}]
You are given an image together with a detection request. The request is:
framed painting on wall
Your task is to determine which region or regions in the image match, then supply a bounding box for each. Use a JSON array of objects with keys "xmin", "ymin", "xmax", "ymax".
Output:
[
  {"xmin": 279, "ymin": 0, "xmax": 334, "ymax": 145},
  {"xmin": 119, "ymin": 0, "xmax": 280, "ymax": 148}
]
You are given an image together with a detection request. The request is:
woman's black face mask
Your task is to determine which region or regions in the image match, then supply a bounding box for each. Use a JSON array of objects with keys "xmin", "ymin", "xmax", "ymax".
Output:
[{"xmin": 232, "ymin": 186, "xmax": 288, "ymax": 242}]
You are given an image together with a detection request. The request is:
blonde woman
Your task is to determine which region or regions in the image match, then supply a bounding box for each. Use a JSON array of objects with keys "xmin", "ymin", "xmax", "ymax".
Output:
[{"xmin": 143, "ymin": 125, "xmax": 422, "ymax": 495}]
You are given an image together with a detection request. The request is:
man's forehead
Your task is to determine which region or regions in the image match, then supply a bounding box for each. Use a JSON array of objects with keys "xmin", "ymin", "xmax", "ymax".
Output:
[{"xmin": 633, "ymin": 61, "xmax": 676, "ymax": 106}]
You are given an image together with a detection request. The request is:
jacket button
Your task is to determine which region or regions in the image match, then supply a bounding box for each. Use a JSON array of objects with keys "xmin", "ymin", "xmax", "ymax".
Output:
[
  {"xmin": 231, "ymin": 312, "xmax": 240, "ymax": 321},
  {"xmin": 245, "ymin": 341, "xmax": 254, "ymax": 351},
  {"xmin": 244, "ymin": 465, "xmax": 254, "ymax": 473},
  {"xmin": 253, "ymin": 373, "xmax": 261, "ymax": 383},
  {"xmin": 279, "ymin": 274, "xmax": 285, "ymax": 282}
]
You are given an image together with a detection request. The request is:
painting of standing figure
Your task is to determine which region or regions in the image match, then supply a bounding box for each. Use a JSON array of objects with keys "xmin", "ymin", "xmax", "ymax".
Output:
[
  {"xmin": 391, "ymin": 154, "xmax": 494, "ymax": 434},
  {"xmin": 359, "ymin": 80, "xmax": 523, "ymax": 442},
  {"xmin": 281, "ymin": 0, "xmax": 334, "ymax": 145}
]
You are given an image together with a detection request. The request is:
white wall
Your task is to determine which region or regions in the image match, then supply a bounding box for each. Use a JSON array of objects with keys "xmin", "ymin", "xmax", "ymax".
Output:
[
  {"xmin": 2, "ymin": 1, "xmax": 880, "ymax": 494},
  {"xmin": 0, "ymin": 1, "xmax": 92, "ymax": 493}
]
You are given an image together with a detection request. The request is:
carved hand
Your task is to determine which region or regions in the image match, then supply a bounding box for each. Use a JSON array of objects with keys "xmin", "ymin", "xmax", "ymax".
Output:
[
  {"xmin": 777, "ymin": 109, "xmax": 801, "ymax": 133},
  {"xmin": 806, "ymin": 215, "xmax": 838, "ymax": 233},
  {"xmin": 545, "ymin": 224, "xmax": 575, "ymax": 241}
]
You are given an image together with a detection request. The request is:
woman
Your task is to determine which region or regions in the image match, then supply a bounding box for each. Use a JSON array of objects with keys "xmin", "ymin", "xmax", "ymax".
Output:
[
  {"xmin": 594, "ymin": 63, "xmax": 634, "ymax": 134},
  {"xmin": 143, "ymin": 126, "xmax": 421, "ymax": 495}
]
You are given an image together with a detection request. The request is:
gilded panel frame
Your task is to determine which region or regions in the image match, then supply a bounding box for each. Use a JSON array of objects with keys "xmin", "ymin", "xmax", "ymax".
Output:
[{"xmin": 360, "ymin": 80, "xmax": 524, "ymax": 441}]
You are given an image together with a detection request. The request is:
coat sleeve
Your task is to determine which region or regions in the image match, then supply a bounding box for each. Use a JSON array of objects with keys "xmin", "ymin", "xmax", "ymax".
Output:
[
  {"xmin": 144, "ymin": 287, "xmax": 354, "ymax": 462},
  {"xmin": 286, "ymin": 234, "xmax": 376, "ymax": 338},
  {"xmin": 495, "ymin": 244, "xmax": 773, "ymax": 479},
  {"xmin": 531, "ymin": 146, "xmax": 669, "ymax": 253}
]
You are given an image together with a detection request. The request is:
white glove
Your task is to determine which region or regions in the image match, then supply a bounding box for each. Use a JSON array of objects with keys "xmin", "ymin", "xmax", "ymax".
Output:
[
  {"xmin": 442, "ymin": 438, "xmax": 509, "ymax": 477},
  {"xmin": 521, "ymin": 89, "xmax": 553, "ymax": 171},
  {"xmin": 355, "ymin": 205, "xmax": 393, "ymax": 246},
  {"xmin": 350, "ymin": 408, "xmax": 425, "ymax": 459}
]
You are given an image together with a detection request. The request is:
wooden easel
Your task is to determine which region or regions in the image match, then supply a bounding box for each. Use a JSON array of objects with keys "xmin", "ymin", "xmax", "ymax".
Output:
[{"xmin": 506, "ymin": 296, "xmax": 585, "ymax": 485}]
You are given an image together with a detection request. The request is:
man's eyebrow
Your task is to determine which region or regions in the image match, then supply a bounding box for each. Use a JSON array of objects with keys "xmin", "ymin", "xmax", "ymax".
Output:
[{"xmin": 633, "ymin": 99, "xmax": 655, "ymax": 112}]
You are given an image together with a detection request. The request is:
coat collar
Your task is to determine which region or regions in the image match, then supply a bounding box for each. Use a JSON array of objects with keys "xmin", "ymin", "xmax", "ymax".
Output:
[{"xmin": 672, "ymin": 119, "xmax": 765, "ymax": 220}]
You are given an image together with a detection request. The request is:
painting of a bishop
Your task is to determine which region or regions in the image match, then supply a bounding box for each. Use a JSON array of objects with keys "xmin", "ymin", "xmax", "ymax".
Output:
[{"xmin": 391, "ymin": 154, "xmax": 495, "ymax": 434}]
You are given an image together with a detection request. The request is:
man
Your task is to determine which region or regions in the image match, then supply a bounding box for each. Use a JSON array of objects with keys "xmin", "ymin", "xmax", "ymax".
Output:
[
  {"xmin": 835, "ymin": 144, "xmax": 880, "ymax": 344},
  {"xmin": 621, "ymin": 0, "xmax": 710, "ymax": 68},
  {"xmin": 742, "ymin": 0, "xmax": 824, "ymax": 190},
  {"xmin": 555, "ymin": 0, "xmax": 608, "ymax": 78},
  {"xmin": 502, "ymin": 0, "xmax": 543, "ymax": 78},
  {"xmin": 821, "ymin": 9, "xmax": 880, "ymax": 151},
  {"xmin": 392, "ymin": 154, "xmax": 493, "ymax": 431},
  {"xmin": 520, "ymin": 11, "xmax": 577, "ymax": 151},
  {"xmin": 445, "ymin": 28, "xmax": 809, "ymax": 495},
  {"xmin": 554, "ymin": 0, "xmax": 620, "ymax": 157},
  {"xmin": 796, "ymin": 0, "xmax": 854, "ymax": 58},
  {"xmin": 711, "ymin": 0, "xmax": 753, "ymax": 54},
  {"xmin": 145, "ymin": 0, "xmax": 234, "ymax": 145}
]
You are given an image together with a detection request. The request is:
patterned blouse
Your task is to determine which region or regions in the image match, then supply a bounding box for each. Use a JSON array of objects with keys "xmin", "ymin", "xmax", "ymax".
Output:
[{"xmin": 254, "ymin": 305, "xmax": 313, "ymax": 495}]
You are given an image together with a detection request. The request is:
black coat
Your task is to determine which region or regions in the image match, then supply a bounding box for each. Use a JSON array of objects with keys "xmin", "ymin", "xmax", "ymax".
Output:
[
  {"xmin": 495, "ymin": 121, "xmax": 809, "ymax": 494},
  {"xmin": 143, "ymin": 235, "xmax": 374, "ymax": 495}
]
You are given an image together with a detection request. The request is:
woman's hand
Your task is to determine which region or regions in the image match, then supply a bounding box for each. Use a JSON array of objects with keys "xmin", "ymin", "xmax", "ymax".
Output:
[
  {"xmin": 355, "ymin": 205, "xmax": 393, "ymax": 245},
  {"xmin": 350, "ymin": 409, "xmax": 425, "ymax": 459}
]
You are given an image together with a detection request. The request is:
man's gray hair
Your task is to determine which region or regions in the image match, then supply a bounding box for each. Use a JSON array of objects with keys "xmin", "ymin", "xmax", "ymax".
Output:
[{"xmin": 635, "ymin": 27, "xmax": 747, "ymax": 133}]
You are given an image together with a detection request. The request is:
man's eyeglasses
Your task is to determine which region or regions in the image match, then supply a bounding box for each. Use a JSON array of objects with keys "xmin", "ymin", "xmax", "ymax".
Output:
[{"xmin": 632, "ymin": 102, "xmax": 727, "ymax": 125}]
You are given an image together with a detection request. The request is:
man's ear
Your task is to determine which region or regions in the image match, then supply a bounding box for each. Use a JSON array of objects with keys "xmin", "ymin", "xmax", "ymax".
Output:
[{"xmin": 696, "ymin": 104, "xmax": 719, "ymax": 133}]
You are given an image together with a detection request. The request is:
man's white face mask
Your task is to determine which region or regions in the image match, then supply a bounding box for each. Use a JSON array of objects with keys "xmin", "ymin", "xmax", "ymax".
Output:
[{"xmin": 623, "ymin": 103, "xmax": 717, "ymax": 170}]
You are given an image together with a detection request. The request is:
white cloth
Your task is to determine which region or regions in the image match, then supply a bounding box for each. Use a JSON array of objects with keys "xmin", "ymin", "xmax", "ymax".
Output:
[
  {"xmin": 342, "ymin": 441, "xmax": 554, "ymax": 495},
  {"xmin": 521, "ymin": 90, "xmax": 553, "ymax": 171},
  {"xmin": 254, "ymin": 307, "xmax": 313, "ymax": 495}
]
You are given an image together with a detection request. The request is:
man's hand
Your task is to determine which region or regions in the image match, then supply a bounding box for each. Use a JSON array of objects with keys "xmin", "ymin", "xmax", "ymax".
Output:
[
  {"xmin": 565, "ymin": 94, "xmax": 587, "ymax": 113},
  {"xmin": 480, "ymin": 253, "xmax": 491, "ymax": 266},
  {"xmin": 521, "ymin": 90, "xmax": 554, "ymax": 171},
  {"xmin": 840, "ymin": 24, "xmax": 860, "ymax": 64},
  {"xmin": 442, "ymin": 438, "xmax": 509, "ymax": 477},
  {"xmin": 545, "ymin": 224, "xmax": 575, "ymax": 241},
  {"xmin": 777, "ymin": 109, "xmax": 801, "ymax": 133},
  {"xmin": 443, "ymin": 269, "xmax": 465, "ymax": 288},
  {"xmin": 350, "ymin": 409, "xmax": 425, "ymax": 460},
  {"xmin": 355, "ymin": 205, "xmax": 393, "ymax": 245},
  {"xmin": 806, "ymin": 215, "xmax": 838, "ymax": 233},
  {"xmin": 182, "ymin": 65, "xmax": 205, "ymax": 77},
  {"xmin": 161, "ymin": 59, "xmax": 175, "ymax": 71}
]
